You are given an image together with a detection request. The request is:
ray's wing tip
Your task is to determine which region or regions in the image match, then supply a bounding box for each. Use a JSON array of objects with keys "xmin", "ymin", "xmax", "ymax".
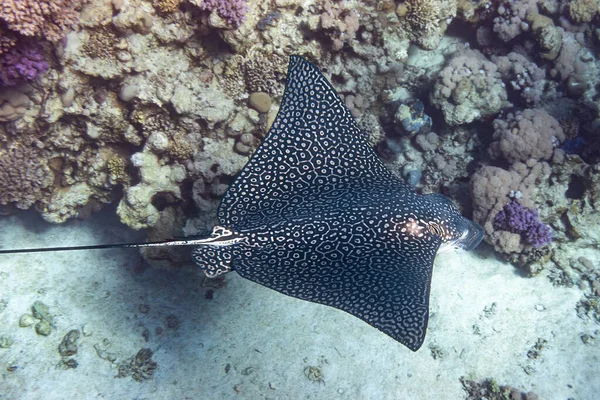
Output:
[
  {"xmin": 406, "ymin": 338, "xmax": 424, "ymax": 352},
  {"xmin": 392, "ymin": 332, "xmax": 424, "ymax": 352}
]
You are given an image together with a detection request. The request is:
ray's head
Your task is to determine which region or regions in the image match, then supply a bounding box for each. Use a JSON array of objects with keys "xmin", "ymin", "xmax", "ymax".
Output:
[{"xmin": 416, "ymin": 193, "xmax": 485, "ymax": 252}]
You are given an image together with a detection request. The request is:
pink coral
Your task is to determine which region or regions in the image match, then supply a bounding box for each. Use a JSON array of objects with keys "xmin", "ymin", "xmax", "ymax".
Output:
[
  {"xmin": 470, "ymin": 162, "xmax": 551, "ymax": 255},
  {"xmin": 197, "ymin": 0, "xmax": 248, "ymax": 27},
  {"xmin": 0, "ymin": 0, "xmax": 84, "ymax": 42},
  {"xmin": 493, "ymin": 52, "xmax": 550, "ymax": 104},
  {"xmin": 489, "ymin": 109, "xmax": 565, "ymax": 164},
  {"xmin": 0, "ymin": 145, "xmax": 54, "ymax": 209},
  {"xmin": 317, "ymin": 1, "xmax": 360, "ymax": 51}
]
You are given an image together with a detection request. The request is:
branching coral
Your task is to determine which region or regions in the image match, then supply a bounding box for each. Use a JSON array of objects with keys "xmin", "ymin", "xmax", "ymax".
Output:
[
  {"xmin": 316, "ymin": 0, "xmax": 360, "ymax": 51},
  {"xmin": 0, "ymin": 43, "xmax": 49, "ymax": 86},
  {"xmin": 0, "ymin": 25, "xmax": 18, "ymax": 54},
  {"xmin": 494, "ymin": 200, "xmax": 552, "ymax": 247},
  {"xmin": 0, "ymin": 145, "xmax": 54, "ymax": 209},
  {"xmin": 0, "ymin": 0, "xmax": 85, "ymax": 42},
  {"xmin": 397, "ymin": 0, "xmax": 456, "ymax": 49}
]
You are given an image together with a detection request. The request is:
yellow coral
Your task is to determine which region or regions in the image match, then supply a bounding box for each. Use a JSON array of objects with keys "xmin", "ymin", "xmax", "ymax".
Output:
[
  {"xmin": 107, "ymin": 157, "xmax": 127, "ymax": 183},
  {"xmin": 82, "ymin": 27, "xmax": 119, "ymax": 60},
  {"xmin": 154, "ymin": 0, "xmax": 182, "ymax": 13},
  {"xmin": 569, "ymin": 0, "xmax": 598, "ymax": 23},
  {"xmin": 168, "ymin": 135, "xmax": 194, "ymax": 160}
]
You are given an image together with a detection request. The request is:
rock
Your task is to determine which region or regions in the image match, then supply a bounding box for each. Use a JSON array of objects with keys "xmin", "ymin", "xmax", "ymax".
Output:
[
  {"xmin": 31, "ymin": 301, "xmax": 53, "ymax": 323},
  {"xmin": 0, "ymin": 88, "xmax": 31, "ymax": 122},
  {"xmin": 119, "ymin": 84, "xmax": 140, "ymax": 102},
  {"xmin": 82, "ymin": 324, "xmax": 93, "ymax": 337},
  {"xmin": 58, "ymin": 330, "xmax": 81, "ymax": 356},
  {"xmin": 248, "ymin": 92, "xmax": 272, "ymax": 113},
  {"xmin": 0, "ymin": 336, "xmax": 13, "ymax": 348},
  {"xmin": 61, "ymin": 87, "xmax": 76, "ymax": 107},
  {"xmin": 19, "ymin": 314, "xmax": 36, "ymax": 327},
  {"xmin": 35, "ymin": 320, "xmax": 52, "ymax": 336}
]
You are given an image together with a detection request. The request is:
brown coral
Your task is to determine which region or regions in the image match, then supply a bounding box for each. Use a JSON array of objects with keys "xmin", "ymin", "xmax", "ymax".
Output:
[
  {"xmin": 241, "ymin": 49, "xmax": 286, "ymax": 95},
  {"xmin": 0, "ymin": 0, "xmax": 84, "ymax": 42},
  {"xmin": 0, "ymin": 145, "xmax": 54, "ymax": 209},
  {"xmin": 406, "ymin": 0, "xmax": 441, "ymax": 33},
  {"xmin": 0, "ymin": 25, "xmax": 18, "ymax": 54},
  {"xmin": 489, "ymin": 109, "xmax": 565, "ymax": 164},
  {"xmin": 81, "ymin": 27, "xmax": 119, "ymax": 60},
  {"xmin": 168, "ymin": 134, "xmax": 194, "ymax": 161}
]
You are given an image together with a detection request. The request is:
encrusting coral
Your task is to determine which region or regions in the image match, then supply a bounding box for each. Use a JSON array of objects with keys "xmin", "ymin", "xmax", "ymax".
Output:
[{"xmin": 0, "ymin": 145, "xmax": 54, "ymax": 210}]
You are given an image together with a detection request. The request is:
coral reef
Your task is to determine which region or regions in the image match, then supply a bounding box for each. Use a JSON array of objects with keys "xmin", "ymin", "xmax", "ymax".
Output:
[
  {"xmin": 493, "ymin": 0, "xmax": 537, "ymax": 42},
  {"xmin": 493, "ymin": 52, "xmax": 553, "ymax": 105},
  {"xmin": 397, "ymin": 0, "xmax": 456, "ymax": 50},
  {"xmin": 0, "ymin": 0, "xmax": 596, "ymax": 278},
  {"xmin": 470, "ymin": 162, "xmax": 552, "ymax": 256},
  {"xmin": 192, "ymin": 0, "xmax": 249, "ymax": 28},
  {"xmin": 117, "ymin": 150, "xmax": 186, "ymax": 230}
]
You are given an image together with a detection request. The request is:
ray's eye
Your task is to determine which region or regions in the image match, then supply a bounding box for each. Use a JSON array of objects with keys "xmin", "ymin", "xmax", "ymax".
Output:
[{"xmin": 428, "ymin": 222, "xmax": 443, "ymax": 237}]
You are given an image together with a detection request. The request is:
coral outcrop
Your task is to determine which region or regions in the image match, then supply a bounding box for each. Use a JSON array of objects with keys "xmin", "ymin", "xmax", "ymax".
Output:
[
  {"xmin": 430, "ymin": 49, "xmax": 508, "ymax": 126},
  {"xmin": 117, "ymin": 150, "xmax": 186, "ymax": 230}
]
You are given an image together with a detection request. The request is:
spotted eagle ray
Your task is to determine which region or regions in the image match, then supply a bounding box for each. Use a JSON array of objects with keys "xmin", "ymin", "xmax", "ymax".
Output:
[{"xmin": 0, "ymin": 56, "xmax": 484, "ymax": 351}]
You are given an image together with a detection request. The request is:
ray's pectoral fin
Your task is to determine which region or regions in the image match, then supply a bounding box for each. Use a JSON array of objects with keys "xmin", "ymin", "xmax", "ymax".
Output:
[
  {"xmin": 233, "ymin": 243, "xmax": 435, "ymax": 352},
  {"xmin": 193, "ymin": 246, "xmax": 233, "ymax": 278},
  {"xmin": 329, "ymin": 261, "xmax": 433, "ymax": 352}
]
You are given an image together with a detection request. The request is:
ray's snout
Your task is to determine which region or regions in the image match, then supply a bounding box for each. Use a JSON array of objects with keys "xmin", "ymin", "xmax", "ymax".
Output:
[{"xmin": 458, "ymin": 218, "xmax": 485, "ymax": 251}]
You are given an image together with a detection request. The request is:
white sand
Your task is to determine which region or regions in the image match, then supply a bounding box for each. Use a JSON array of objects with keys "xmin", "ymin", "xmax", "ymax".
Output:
[{"xmin": 0, "ymin": 211, "xmax": 598, "ymax": 399}]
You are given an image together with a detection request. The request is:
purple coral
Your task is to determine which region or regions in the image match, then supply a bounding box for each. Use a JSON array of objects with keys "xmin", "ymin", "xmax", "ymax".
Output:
[
  {"xmin": 494, "ymin": 200, "xmax": 552, "ymax": 247},
  {"xmin": 199, "ymin": 0, "xmax": 248, "ymax": 27},
  {"xmin": 0, "ymin": 44, "xmax": 49, "ymax": 87}
]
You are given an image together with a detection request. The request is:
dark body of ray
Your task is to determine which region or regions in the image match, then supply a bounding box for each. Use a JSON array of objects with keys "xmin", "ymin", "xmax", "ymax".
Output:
[{"xmin": 193, "ymin": 56, "xmax": 484, "ymax": 351}]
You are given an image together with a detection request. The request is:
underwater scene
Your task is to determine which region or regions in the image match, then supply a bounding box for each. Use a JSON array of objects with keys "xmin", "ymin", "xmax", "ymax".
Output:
[{"xmin": 0, "ymin": 0, "xmax": 599, "ymax": 399}]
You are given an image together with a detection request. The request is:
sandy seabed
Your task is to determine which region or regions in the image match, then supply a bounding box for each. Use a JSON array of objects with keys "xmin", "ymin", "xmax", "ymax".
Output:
[{"xmin": 0, "ymin": 210, "xmax": 598, "ymax": 400}]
